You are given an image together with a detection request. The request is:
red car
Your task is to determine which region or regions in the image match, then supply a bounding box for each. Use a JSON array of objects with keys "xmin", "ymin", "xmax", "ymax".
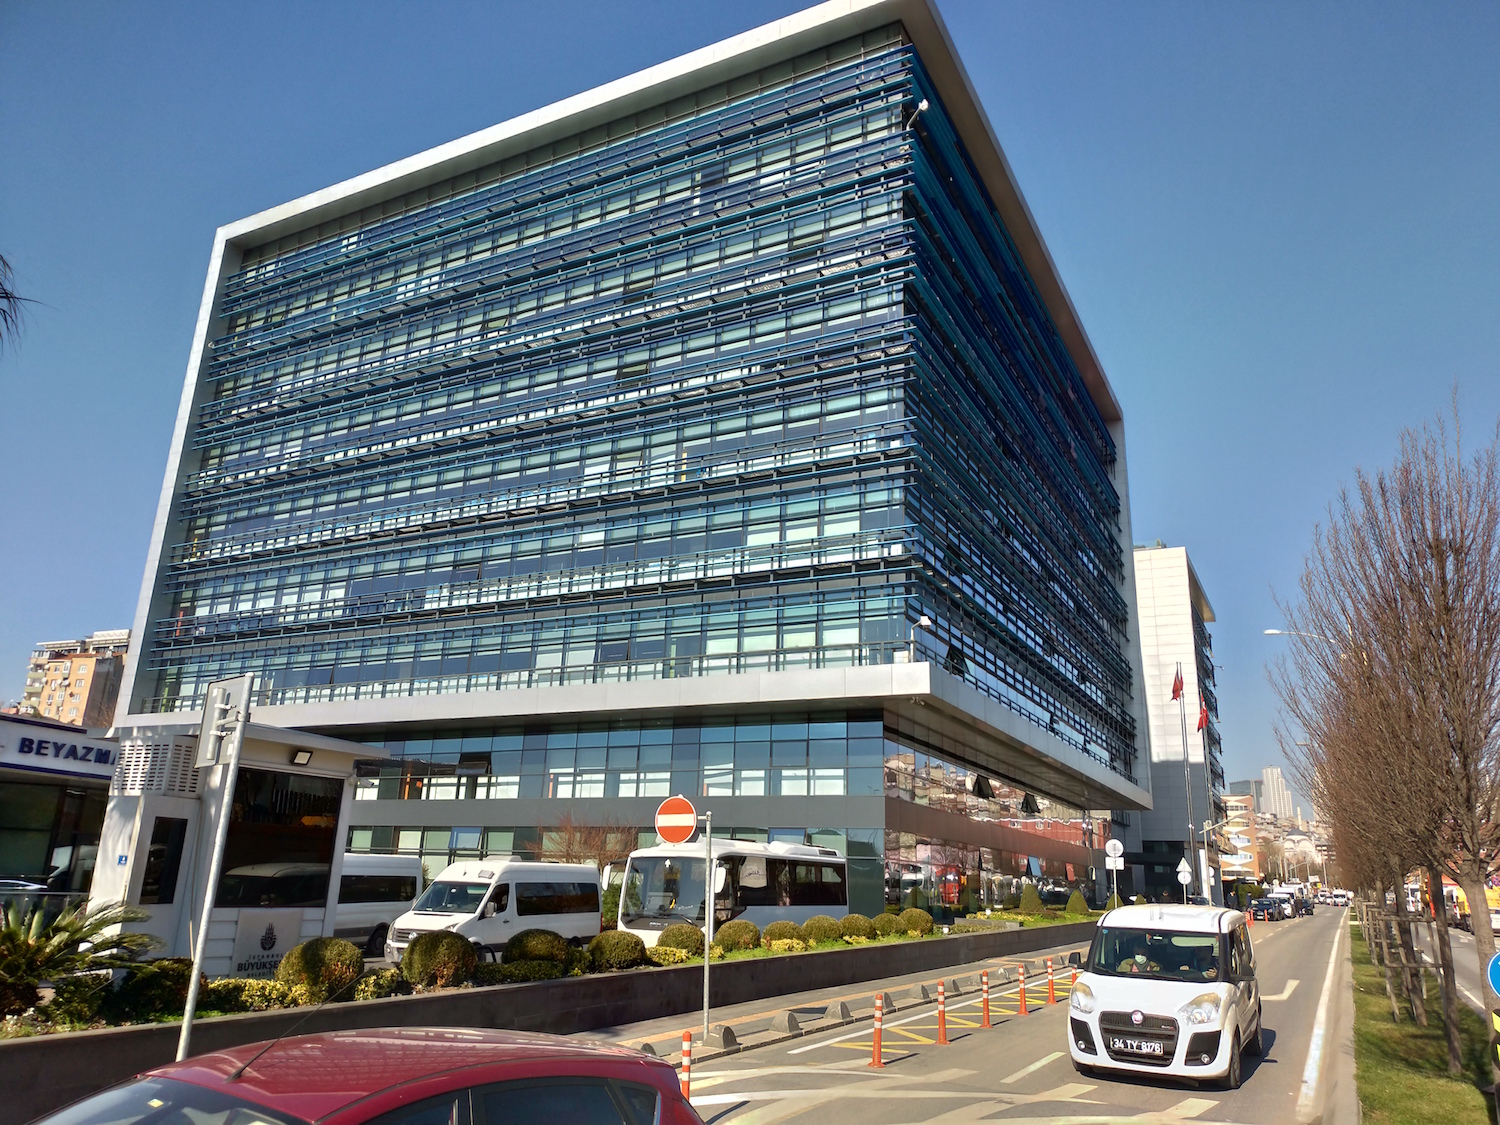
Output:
[{"xmin": 34, "ymin": 1027, "xmax": 703, "ymax": 1125}]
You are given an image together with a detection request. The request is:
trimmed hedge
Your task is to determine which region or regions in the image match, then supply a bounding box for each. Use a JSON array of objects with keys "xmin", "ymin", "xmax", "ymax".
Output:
[
  {"xmin": 803, "ymin": 915, "xmax": 843, "ymax": 943},
  {"xmin": 589, "ymin": 929, "xmax": 646, "ymax": 971},
  {"xmin": 473, "ymin": 960, "xmax": 567, "ymax": 985},
  {"xmin": 1133, "ymin": 895, "xmax": 1147, "ymax": 906},
  {"xmin": 840, "ymin": 913, "xmax": 876, "ymax": 939},
  {"xmin": 201, "ymin": 977, "xmax": 295, "ymax": 1013},
  {"xmin": 898, "ymin": 908, "xmax": 934, "ymax": 935},
  {"xmin": 1065, "ymin": 890, "xmax": 1091, "ymax": 915},
  {"xmin": 1104, "ymin": 893, "xmax": 1123, "ymax": 910},
  {"xmin": 872, "ymin": 912, "xmax": 902, "ymax": 937},
  {"xmin": 647, "ymin": 946, "xmax": 693, "ymax": 966},
  {"xmin": 352, "ymin": 968, "xmax": 407, "ymax": 1000},
  {"xmin": 714, "ymin": 919, "xmax": 760, "ymax": 952},
  {"xmin": 761, "ymin": 920, "xmax": 806, "ymax": 946},
  {"xmin": 1019, "ymin": 885, "xmax": 1045, "ymax": 914},
  {"xmin": 401, "ymin": 931, "xmax": 477, "ymax": 988},
  {"xmin": 657, "ymin": 923, "xmax": 705, "ymax": 956},
  {"xmin": 276, "ymin": 938, "xmax": 363, "ymax": 1002},
  {"xmin": 503, "ymin": 929, "xmax": 570, "ymax": 965}
]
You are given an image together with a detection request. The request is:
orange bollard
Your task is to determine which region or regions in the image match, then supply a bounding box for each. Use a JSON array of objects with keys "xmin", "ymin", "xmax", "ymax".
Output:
[
  {"xmin": 869, "ymin": 993, "xmax": 885, "ymax": 1068},
  {"xmin": 680, "ymin": 1031, "xmax": 691, "ymax": 1099},
  {"xmin": 1018, "ymin": 966, "xmax": 1028, "ymax": 1015},
  {"xmin": 981, "ymin": 969, "xmax": 992, "ymax": 1028},
  {"xmin": 937, "ymin": 979, "xmax": 949, "ymax": 1045},
  {"xmin": 1047, "ymin": 957, "xmax": 1056, "ymax": 1004},
  {"xmin": 1071, "ymin": 966, "xmax": 1079, "ymax": 991}
]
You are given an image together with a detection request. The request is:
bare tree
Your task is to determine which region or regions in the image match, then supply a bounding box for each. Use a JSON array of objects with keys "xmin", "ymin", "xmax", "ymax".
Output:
[
  {"xmin": 536, "ymin": 813, "xmax": 637, "ymax": 867},
  {"xmin": 0, "ymin": 253, "xmax": 29, "ymax": 354}
]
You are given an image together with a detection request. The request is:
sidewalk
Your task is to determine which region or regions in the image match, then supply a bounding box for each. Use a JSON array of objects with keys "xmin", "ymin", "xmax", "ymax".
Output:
[
  {"xmin": 1318, "ymin": 913, "xmax": 1360, "ymax": 1125},
  {"xmin": 570, "ymin": 935, "xmax": 1090, "ymax": 1063}
]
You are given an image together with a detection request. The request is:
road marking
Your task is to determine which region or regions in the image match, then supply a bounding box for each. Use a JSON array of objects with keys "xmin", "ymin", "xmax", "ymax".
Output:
[
  {"xmin": 999, "ymin": 1051, "xmax": 1063, "ymax": 1084},
  {"xmin": 1295, "ymin": 909, "xmax": 1346, "ymax": 1122},
  {"xmin": 1263, "ymin": 979, "xmax": 1300, "ymax": 1001},
  {"xmin": 785, "ymin": 983, "xmax": 1038, "ymax": 1054},
  {"xmin": 1161, "ymin": 1097, "xmax": 1220, "ymax": 1119}
]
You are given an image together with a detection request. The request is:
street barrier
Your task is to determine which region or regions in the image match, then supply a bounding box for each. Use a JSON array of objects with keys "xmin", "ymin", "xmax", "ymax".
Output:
[
  {"xmin": 981, "ymin": 969, "xmax": 991, "ymax": 1028},
  {"xmin": 1018, "ymin": 965, "xmax": 1028, "ymax": 1015},
  {"xmin": 937, "ymin": 979, "xmax": 948, "ymax": 1045},
  {"xmin": 869, "ymin": 993, "xmax": 885, "ymax": 1068},
  {"xmin": 1047, "ymin": 957, "xmax": 1056, "ymax": 1004},
  {"xmin": 680, "ymin": 1031, "xmax": 691, "ymax": 1098}
]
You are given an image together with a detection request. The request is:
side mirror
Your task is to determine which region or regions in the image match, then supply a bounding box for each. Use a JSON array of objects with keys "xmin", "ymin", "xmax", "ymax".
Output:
[
  {"xmin": 482, "ymin": 901, "xmax": 497, "ymax": 918},
  {"xmin": 714, "ymin": 866, "xmax": 728, "ymax": 894}
]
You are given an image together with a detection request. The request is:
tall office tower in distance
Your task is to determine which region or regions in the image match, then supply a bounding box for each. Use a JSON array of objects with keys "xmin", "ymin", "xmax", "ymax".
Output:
[
  {"xmin": 1261, "ymin": 765, "xmax": 1295, "ymax": 821},
  {"xmin": 1129, "ymin": 544, "xmax": 1225, "ymax": 902},
  {"xmin": 114, "ymin": 0, "xmax": 1150, "ymax": 918}
]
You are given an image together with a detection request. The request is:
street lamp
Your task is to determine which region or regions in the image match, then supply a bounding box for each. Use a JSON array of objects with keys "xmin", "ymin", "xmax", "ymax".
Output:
[
  {"xmin": 908, "ymin": 615, "xmax": 933, "ymax": 663},
  {"xmin": 903, "ymin": 97, "xmax": 929, "ymax": 131}
]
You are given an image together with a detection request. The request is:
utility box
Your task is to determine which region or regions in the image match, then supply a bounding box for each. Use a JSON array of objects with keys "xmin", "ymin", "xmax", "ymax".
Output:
[{"xmin": 91, "ymin": 722, "xmax": 386, "ymax": 978}]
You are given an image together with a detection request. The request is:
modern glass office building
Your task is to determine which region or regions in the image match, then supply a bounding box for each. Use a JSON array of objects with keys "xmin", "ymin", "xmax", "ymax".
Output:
[{"xmin": 117, "ymin": 0, "xmax": 1152, "ymax": 918}]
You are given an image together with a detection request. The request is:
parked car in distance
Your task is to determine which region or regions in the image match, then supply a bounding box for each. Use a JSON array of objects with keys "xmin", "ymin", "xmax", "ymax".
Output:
[
  {"xmin": 33, "ymin": 1027, "xmax": 702, "ymax": 1125},
  {"xmin": 1068, "ymin": 904, "xmax": 1263, "ymax": 1089},
  {"xmin": 387, "ymin": 858, "xmax": 601, "ymax": 963},
  {"xmin": 335, "ymin": 853, "xmax": 424, "ymax": 956},
  {"xmin": 1248, "ymin": 899, "xmax": 1278, "ymax": 921}
]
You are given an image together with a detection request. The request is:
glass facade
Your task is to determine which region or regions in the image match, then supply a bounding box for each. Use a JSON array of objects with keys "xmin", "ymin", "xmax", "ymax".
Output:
[{"xmin": 135, "ymin": 19, "xmax": 1141, "ymax": 916}]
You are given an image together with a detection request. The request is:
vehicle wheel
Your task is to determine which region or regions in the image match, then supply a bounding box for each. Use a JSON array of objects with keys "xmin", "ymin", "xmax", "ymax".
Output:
[
  {"xmin": 1221, "ymin": 1033, "xmax": 1242, "ymax": 1090},
  {"xmin": 365, "ymin": 924, "xmax": 388, "ymax": 958},
  {"xmin": 1247, "ymin": 1006, "xmax": 1264, "ymax": 1056}
]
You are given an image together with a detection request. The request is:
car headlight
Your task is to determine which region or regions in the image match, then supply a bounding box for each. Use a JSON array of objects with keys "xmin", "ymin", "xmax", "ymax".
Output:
[
  {"xmin": 1178, "ymin": 991, "xmax": 1224, "ymax": 1026},
  {"xmin": 1070, "ymin": 980, "xmax": 1095, "ymax": 1013}
]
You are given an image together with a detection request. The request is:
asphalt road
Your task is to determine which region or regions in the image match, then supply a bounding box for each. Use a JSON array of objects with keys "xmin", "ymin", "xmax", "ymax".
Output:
[
  {"xmin": 1415, "ymin": 923, "xmax": 1494, "ymax": 1013},
  {"xmin": 687, "ymin": 909, "xmax": 1345, "ymax": 1125}
]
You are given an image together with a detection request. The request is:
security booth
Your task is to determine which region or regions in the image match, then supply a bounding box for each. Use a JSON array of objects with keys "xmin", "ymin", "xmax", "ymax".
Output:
[
  {"xmin": 89, "ymin": 722, "xmax": 386, "ymax": 978},
  {"xmin": 0, "ymin": 714, "xmax": 119, "ymax": 917}
]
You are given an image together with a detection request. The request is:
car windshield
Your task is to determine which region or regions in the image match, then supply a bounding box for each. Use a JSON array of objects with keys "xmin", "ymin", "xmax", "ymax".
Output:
[
  {"xmin": 38, "ymin": 1077, "xmax": 306, "ymax": 1125},
  {"xmin": 1090, "ymin": 927, "xmax": 1222, "ymax": 983},
  {"xmin": 412, "ymin": 880, "xmax": 489, "ymax": 914},
  {"xmin": 621, "ymin": 856, "xmax": 708, "ymax": 925}
]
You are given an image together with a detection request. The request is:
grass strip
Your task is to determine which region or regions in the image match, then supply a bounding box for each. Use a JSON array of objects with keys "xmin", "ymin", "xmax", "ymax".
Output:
[{"xmin": 1349, "ymin": 922, "xmax": 1492, "ymax": 1125}]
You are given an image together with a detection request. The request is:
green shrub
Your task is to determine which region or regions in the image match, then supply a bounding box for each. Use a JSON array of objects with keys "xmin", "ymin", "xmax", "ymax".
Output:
[
  {"xmin": 600, "ymin": 885, "xmax": 621, "ymax": 930},
  {"xmin": 108, "ymin": 958, "xmax": 203, "ymax": 1022},
  {"xmin": 201, "ymin": 977, "xmax": 295, "ymax": 1013},
  {"xmin": 1018, "ymin": 884, "xmax": 1045, "ymax": 914},
  {"xmin": 473, "ymin": 960, "xmax": 568, "ymax": 984},
  {"xmin": 352, "ymin": 968, "xmax": 407, "ymax": 1001},
  {"xmin": 401, "ymin": 931, "xmax": 478, "ymax": 989},
  {"xmin": 647, "ymin": 946, "xmax": 693, "ymax": 966},
  {"xmin": 275, "ymin": 938, "xmax": 364, "ymax": 1003},
  {"xmin": 1002, "ymin": 893, "xmax": 1021, "ymax": 910},
  {"xmin": 872, "ymin": 913, "xmax": 902, "ymax": 937},
  {"xmin": 41, "ymin": 972, "xmax": 112, "ymax": 1025},
  {"xmin": 761, "ymin": 920, "xmax": 806, "ymax": 946},
  {"xmin": 803, "ymin": 916, "xmax": 843, "ymax": 943},
  {"xmin": 840, "ymin": 913, "xmax": 876, "ymax": 939},
  {"xmin": 1133, "ymin": 894, "xmax": 1147, "ymax": 906},
  {"xmin": 1104, "ymin": 893, "xmax": 1123, "ymax": 911},
  {"xmin": 0, "ymin": 900, "xmax": 157, "ymax": 1017},
  {"xmin": 767, "ymin": 938, "xmax": 807, "ymax": 954},
  {"xmin": 657, "ymin": 923, "xmax": 706, "ymax": 956},
  {"xmin": 714, "ymin": 919, "xmax": 760, "ymax": 951},
  {"xmin": 588, "ymin": 929, "xmax": 646, "ymax": 971},
  {"xmin": 898, "ymin": 908, "xmax": 934, "ymax": 936},
  {"xmin": 503, "ymin": 929, "xmax": 570, "ymax": 965},
  {"xmin": 1065, "ymin": 890, "xmax": 1090, "ymax": 915}
]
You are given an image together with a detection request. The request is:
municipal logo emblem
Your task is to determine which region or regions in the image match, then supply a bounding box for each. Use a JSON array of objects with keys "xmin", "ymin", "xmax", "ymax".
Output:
[{"xmin": 260, "ymin": 924, "xmax": 277, "ymax": 951}]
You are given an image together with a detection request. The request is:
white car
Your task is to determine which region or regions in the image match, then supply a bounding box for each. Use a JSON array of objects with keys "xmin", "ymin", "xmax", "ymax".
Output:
[{"xmin": 1068, "ymin": 904, "xmax": 1264, "ymax": 1089}]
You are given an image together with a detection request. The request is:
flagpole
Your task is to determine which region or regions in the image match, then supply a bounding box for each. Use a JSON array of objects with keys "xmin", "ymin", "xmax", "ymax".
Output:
[{"xmin": 1177, "ymin": 662, "xmax": 1195, "ymax": 902}]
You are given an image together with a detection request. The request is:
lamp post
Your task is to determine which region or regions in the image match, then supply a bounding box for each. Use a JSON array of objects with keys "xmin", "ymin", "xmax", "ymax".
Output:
[{"xmin": 908, "ymin": 615, "xmax": 933, "ymax": 663}]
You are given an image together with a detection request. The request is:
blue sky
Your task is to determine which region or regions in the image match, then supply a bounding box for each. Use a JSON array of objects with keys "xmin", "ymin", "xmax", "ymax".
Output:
[{"xmin": 2, "ymin": 1, "xmax": 1497, "ymax": 811}]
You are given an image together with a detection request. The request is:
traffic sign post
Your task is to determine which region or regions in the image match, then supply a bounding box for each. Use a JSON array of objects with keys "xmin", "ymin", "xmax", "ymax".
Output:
[
  {"xmin": 1105, "ymin": 838, "xmax": 1124, "ymax": 905},
  {"xmin": 1177, "ymin": 857, "xmax": 1194, "ymax": 904},
  {"xmin": 655, "ymin": 795, "xmax": 713, "ymax": 1049},
  {"xmin": 1489, "ymin": 954, "xmax": 1500, "ymax": 1072}
]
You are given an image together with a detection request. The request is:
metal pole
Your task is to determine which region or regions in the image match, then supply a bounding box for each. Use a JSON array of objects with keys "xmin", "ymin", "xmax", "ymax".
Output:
[
  {"xmin": 702, "ymin": 809, "xmax": 713, "ymax": 1046},
  {"xmin": 177, "ymin": 689, "xmax": 248, "ymax": 1061},
  {"xmin": 1177, "ymin": 663, "xmax": 1195, "ymax": 894}
]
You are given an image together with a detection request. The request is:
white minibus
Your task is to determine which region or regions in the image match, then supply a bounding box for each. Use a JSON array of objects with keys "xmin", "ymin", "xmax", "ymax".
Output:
[
  {"xmin": 334, "ymin": 853, "xmax": 423, "ymax": 956},
  {"xmin": 385, "ymin": 857, "xmax": 600, "ymax": 963},
  {"xmin": 617, "ymin": 838, "xmax": 847, "ymax": 947}
]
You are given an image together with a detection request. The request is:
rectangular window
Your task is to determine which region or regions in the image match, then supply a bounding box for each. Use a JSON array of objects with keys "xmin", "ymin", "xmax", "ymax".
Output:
[
  {"xmin": 215, "ymin": 768, "xmax": 342, "ymax": 908},
  {"xmin": 338, "ymin": 874, "xmax": 418, "ymax": 904},
  {"xmin": 138, "ymin": 817, "xmax": 188, "ymax": 905},
  {"xmin": 516, "ymin": 881, "xmax": 600, "ymax": 915}
]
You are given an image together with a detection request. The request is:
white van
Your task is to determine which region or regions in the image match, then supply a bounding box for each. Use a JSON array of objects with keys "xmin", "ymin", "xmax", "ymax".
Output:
[
  {"xmin": 385, "ymin": 857, "xmax": 600, "ymax": 963},
  {"xmin": 334, "ymin": 854, "xmax": 423, "ymax": 956},
  {"xmin": 1069, "ymin": 904, "xmax": 1263, "ymax": 1089}
]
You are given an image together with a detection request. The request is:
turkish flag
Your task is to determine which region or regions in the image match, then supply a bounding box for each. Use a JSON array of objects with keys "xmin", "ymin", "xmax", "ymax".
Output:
[
  {"xmin": 1197, "ymin": 696, "xmax": 1210, "ymax": 731},
  {"xmin": 1171, "ymin": 667, "xmax": 1183, "ymax": 701}
]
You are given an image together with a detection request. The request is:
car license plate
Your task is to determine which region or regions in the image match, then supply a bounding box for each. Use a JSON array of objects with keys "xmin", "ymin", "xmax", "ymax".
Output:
[{"xmin": 1109, "ymin": 1035, "xmax": 1164, "ymax": 1056}]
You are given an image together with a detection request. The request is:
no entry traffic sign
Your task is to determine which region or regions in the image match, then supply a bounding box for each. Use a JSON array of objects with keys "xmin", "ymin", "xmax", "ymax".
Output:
[{"xmin": 655, "ymin": 795, "xmax": 698, "ymax": 844}]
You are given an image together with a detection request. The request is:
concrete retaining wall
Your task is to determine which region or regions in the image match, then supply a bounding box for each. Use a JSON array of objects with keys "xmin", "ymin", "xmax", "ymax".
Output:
[{"xmin": 1, "ymin": 921, "xmax": 1094, "ymax": 1125}]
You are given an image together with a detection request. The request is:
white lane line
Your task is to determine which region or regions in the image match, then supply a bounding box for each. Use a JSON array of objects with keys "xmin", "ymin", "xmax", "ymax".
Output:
[
  {"xmin": 1295, "ymin": 910, "xmax": 1346, "ymax": 1121},
  {"xmin": 999, "ymin": 1051, "xmax": 1063, "ymax": 1084},
  {"xmin": 1162, "ymin": 1097, "xmax": 1220, "ymax": 1119},
  {"xmin": 785, "ymin": 980, "xmax": 1038, "ymax": 1055},
  {"xmin": 1263, "ymin": 979, "xmax": 1300, "ymax": 1002}
]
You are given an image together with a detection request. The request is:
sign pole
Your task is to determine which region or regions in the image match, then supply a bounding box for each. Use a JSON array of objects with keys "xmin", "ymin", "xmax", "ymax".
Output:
[
  {"xmin": 702, "ymin": 809, "xmax": 713, "ymax": 1046},
  {"xmin": 177, "ymin": 674, "xmax": 252, "ymax": 1061}
]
